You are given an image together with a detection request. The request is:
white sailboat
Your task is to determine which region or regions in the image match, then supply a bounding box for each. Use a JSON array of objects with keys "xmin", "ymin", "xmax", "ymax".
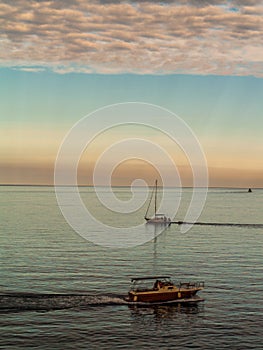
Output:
[{"xmin": 144, "ymin": 180, "xmax": 171, "ymax": 224}]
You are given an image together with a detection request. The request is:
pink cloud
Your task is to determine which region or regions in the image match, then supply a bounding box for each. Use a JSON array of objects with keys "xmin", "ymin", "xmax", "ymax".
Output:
[{"xmin": 0, "ymin": 0, "xmax": 262, "ymax": 76}]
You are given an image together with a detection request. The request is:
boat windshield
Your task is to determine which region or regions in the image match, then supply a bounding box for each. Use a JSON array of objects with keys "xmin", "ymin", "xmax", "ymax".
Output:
[{"xmin": 130, "ymin": 277, "xmax": 172, "ymax": 291}]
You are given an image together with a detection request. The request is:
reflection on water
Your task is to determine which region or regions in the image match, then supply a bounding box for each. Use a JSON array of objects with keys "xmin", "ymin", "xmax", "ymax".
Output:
[
  {"xmin": 152, "ymin": 223, "xmax": 171, "ymax": 268},
  {"xmin": 130, "ymin": 302, "xmax": 204, "ymax": 326}
]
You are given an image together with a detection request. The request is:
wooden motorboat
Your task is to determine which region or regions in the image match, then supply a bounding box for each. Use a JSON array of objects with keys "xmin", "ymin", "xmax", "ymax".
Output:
[{"xmin": 128, "ymin": 276, "xmax": 204, "ymax": 303}]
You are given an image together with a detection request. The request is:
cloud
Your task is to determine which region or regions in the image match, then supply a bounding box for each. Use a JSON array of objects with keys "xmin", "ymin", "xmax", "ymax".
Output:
[
  {"xmin": 12, "ymin": 66, "xmax": 46, "ymax": 72},
  {"xmin": 0, "ymin": 0, "xmax": 263, "ymax": 76}
]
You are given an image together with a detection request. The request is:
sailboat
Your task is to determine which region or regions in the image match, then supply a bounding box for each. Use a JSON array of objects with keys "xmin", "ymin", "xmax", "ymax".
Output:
[{"xmin": 144, "ymin": 180, "xmax": 171, "ymax": 224}]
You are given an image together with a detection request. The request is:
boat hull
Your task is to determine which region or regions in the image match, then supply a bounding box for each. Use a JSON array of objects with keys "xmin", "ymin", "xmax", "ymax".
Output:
[
  {"xmin": 128, "ymin": 288, "xmax": 201, "ymax": 303},
  {"xmin": 145, "ymin": 217, "xmax": 171, "ymax": 225},
  {"xmin": 127, "ymin": 296, "xmax": 204, "ymax": 306}
]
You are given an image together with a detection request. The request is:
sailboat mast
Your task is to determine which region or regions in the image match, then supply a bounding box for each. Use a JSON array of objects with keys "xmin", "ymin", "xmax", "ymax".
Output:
[{"xmin": 154, "ymin": 179, "xmax": 157, "ymax": 216}]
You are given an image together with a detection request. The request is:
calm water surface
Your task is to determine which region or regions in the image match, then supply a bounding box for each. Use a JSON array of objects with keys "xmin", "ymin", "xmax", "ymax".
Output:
[{"xmin": 0, "ymin": 186, "xmax": 263, "ymax": 349}]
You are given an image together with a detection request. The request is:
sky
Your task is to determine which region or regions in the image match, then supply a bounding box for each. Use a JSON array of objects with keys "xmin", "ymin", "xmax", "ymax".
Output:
[{"xmin": 0, "ymin": 0, "xmax": 263, "ymax": 187}]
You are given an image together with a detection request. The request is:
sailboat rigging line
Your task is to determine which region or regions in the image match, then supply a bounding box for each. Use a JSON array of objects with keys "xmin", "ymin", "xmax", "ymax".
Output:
[
  {"xmin": 145, "ymin": 182, "xmax": 155, "ymax": 219},
  {"xmin": 154, "ymin": 179, "xmax": 157, "ymax": 217}
]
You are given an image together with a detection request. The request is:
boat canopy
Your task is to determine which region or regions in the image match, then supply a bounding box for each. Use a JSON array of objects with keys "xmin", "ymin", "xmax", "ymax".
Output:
[{"xmin": 131, "ymin": 276, "xmax": 171, "ymax": 282}]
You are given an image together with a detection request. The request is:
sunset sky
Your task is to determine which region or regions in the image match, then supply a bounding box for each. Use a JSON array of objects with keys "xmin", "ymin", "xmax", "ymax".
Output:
[{"xmin": 1, "ymin": 0, "xmax": 263, "ymax": 187}]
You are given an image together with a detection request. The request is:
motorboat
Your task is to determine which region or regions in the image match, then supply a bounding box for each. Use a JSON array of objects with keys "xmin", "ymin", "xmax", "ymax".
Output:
[{"xmin": 128, "ymin": 276, "xmax": 204, "ymax": 303}]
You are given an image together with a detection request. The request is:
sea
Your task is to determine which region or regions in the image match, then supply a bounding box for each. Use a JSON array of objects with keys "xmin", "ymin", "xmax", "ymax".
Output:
[{"xmin": 0, "ymin": 186, "xmax": 263, "ymax": 349}]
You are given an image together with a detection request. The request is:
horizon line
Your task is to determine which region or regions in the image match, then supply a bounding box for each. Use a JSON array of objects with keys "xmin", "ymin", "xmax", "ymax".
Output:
[{"xmin": 0, "ymin": 184, "xmax": 259, "ymax": 189}]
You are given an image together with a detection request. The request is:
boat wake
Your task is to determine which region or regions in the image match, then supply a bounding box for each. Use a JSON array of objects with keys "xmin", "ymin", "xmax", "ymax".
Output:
[
  {"xmin": 0, "ymin": 292, "xmax": 128, "ymax": 312},
  {"xmin": 173, "ymin": 221, "xmax": 263, "ymax": 228},
  {"xmin": 0, "ymin": 293, "xmax": 204, "ymax": 312}
]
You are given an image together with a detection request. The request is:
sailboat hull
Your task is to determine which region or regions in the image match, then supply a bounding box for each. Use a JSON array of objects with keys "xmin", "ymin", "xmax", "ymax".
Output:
[{"xmin": 145, "ymin": 217, "xmax": 171, "ymax": 224}]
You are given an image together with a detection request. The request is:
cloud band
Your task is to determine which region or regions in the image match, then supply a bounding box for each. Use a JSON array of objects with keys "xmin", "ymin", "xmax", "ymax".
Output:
[{"xmin": 1, "ymin": 0, "xmax": 263, "ymax": 76}]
